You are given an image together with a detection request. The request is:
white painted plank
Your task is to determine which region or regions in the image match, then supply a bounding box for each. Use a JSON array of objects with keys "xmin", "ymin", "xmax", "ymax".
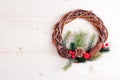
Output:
[{"xmin": 0, "ymin": 0, "xmax": 120, "ymax": 80}]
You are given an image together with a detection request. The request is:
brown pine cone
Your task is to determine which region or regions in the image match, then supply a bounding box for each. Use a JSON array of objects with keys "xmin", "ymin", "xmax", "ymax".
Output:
[
  {"xmin": 90, "ymin": 41, "xmax": 102, "ymax": 57},
  {"xmin": 75, "ymin": 47, "xmax": 85, "ymax": 58}
]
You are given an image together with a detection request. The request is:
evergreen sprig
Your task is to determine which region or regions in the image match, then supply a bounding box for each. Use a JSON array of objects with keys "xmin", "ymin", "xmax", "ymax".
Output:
[
  {"xmin": 63, "ymin": 31, "xmax": 71, "ymax": 46},
  {"xmin": 87, "ymin": 34, "xmax": 96, "ymax": 51},
  {"xmin": 62, "ymin": 60, "xmax": 72, "ymax": 71},
  {"xmin": 73, "ymin": 31, "xmax": 87, "ymax": 48}
]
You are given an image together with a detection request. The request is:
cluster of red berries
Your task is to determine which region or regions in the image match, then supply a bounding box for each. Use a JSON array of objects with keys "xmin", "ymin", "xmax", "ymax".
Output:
[
  {"xmin": 68, "ymin": 50, "xmax": 76, "ymax": 59},
  {"xmin": 69, "ymin": 42, "xmax": 109, "ymax": 60},
  {"xmin": 68, "ymin": 51, "xmax": 90, "ymax": 59}
]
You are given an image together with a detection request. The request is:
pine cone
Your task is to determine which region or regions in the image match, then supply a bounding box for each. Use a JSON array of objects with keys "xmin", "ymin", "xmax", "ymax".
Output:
[{"xmin": 75, "ymin": 47, "xmax": 85, "ymax": 58}]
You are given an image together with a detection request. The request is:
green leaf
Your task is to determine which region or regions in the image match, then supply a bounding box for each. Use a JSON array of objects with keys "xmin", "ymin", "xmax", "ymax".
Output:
[
  {"xmin": 70, "ymin": 42, "xmax": 76, "ymax": 50},
  {"xmin": 62, "ymin": 60, "xmax": 72, "ymax": 71},
  {"xmin": 76, "ymin": 57, "xmax": 86, "ymax": 63},
  {"xmin": 100, "ymin": 47, "xmax": 110, "ymax": 52},
  {"xmin": 73, "ymin": 31, "xmax": 87, "ymax": 48},
  {"xmin": 87, "ymin": 34, "xmax": 96, "ymax": 51}
]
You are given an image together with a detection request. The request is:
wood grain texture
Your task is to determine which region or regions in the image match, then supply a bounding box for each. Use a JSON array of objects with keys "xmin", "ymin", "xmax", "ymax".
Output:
[{"xmin": 0, "ymin": 0, "xmax": 119, "ymax": 80}]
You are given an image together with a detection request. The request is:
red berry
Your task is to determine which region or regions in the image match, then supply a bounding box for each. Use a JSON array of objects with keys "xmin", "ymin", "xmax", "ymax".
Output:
[
  {"xmin": 71, "ymin": 55, "xmax": 75, "ymax": 59},
  {"xmin": 72, "ymin": 51, "xmax": 75, "ymax": 55},
  {"xmin": 69, "ymin": 50, "xmax": 73, "ymax": 54},
  {"xmin": 69, "ymin": 50, "xmax": 76, "ymax": 59},
  {"xmin": 69, "ymin": 50, "xmax": 75, "ymax": 55},
  {"xmin": 105, "ymin": 43, "xmax": 109, "ymax": 47},
  {"xmin": 102, "ymin": 44, "xmax": 105, "ymax": 49},
  {"xmin": 84, "ymin": 53, "xmax": 90, "ymax": 59}
]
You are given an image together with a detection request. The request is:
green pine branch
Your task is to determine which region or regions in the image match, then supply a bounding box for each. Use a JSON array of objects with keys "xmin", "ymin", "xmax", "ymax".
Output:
[
  {"xmin": 87, "ymin": 34, "xmax": 96, "ymax": 51},
  {"xmin": 63, "ymin": 31, "xmax": 71, "ymax": 47},
  {"xmin": 62, "ymin": 60, "xmax": 72, "ymax": 71},
  {"xmin": 73, "ymin": 31, "xmax": 87, "ymax": 48}
]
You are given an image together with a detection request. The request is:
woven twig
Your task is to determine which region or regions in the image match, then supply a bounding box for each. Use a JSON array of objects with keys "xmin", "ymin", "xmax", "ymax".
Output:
[{"xmin": 52, "ymin": 9, "xmax": 108, "ymax": 60}]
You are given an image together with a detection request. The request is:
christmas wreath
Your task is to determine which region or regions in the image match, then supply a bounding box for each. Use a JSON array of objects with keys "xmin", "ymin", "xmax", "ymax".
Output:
[{"xmin": 52, "ymin": 9, "xmax": 110, "ymax": 70}]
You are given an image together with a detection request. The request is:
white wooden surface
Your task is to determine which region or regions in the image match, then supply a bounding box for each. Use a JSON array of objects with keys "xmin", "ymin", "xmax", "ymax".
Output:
[{"xmin": 0, "ymin": 0, "xmax": 120, "ymax": 80}]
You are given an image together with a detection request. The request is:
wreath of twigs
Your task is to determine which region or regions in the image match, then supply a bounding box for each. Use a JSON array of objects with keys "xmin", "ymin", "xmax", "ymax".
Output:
[{"xmin": 52, "ymin": 9, "xmax": 108, "ymax": 62}]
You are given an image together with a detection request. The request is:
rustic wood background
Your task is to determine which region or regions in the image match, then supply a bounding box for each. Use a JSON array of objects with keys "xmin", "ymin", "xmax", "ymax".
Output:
[{"xmin": 0, "ymin": 0, "xmax": 119, "ymax": 80}]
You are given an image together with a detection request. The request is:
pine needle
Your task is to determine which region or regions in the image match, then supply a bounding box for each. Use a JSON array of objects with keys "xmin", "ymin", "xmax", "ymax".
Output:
[
  {"xmin": 87, "ymin": 34, "xmax": 96, "ymax": 51},
  {"xmin": 64, "ymin": 31, "xmax": 71, "ymax": 42},
  {"xmin": 62, "ymin": 60, "xmax": 72, "ymax": 71},
  {"xmin": 63, "ymin": 31, "xmax": 71, "ymax": 46},
  {"xmin": 73, "ymin": 31, "xmax": 87, "ymax": 48}
]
